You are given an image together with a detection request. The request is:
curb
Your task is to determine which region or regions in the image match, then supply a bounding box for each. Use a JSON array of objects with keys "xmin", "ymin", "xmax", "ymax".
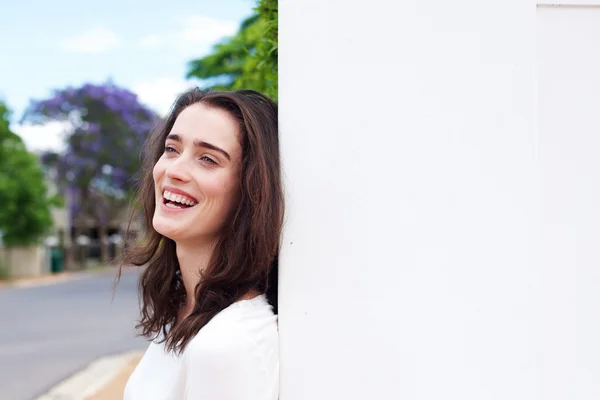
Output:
[
  {"xmin": 0, "ymin": 272, "xmax": 77, "ymax": 290},
  {"xmin": 33, "ymin": 350, "xmax": 143, "ymax": 400},
  {"xmin": 0, "ymin": 267, "xmax": 117, "ymax": 290},
  {"xmin": 11, "ymin": 273, "xmax": 78, "ymax": 289}
]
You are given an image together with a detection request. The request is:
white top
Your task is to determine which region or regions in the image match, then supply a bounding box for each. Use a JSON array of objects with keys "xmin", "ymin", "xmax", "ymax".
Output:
[{"xmin": 124, "ymin": 294, "xmax": 279, "ymax": 400}]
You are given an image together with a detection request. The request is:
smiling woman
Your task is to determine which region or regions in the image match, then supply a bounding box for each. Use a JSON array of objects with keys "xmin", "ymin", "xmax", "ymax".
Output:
[
  {"xmin": 117, "ymin": 88, "xmax": 282, "ymax": 400},
  {"xmin": 152, "ymin": 102, "xmax": 244, "ymax": 242}
]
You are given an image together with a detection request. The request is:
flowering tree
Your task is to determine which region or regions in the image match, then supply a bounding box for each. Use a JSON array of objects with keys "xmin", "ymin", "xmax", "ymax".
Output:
[{"xmin": 21, "ymin": 82, "xmax": 160, "ymax": 265}]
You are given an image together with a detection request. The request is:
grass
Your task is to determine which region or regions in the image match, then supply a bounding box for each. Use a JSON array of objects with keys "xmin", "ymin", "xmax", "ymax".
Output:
[{"xmin": 0, "ymin": 264, "xmax": 10, "ymax": 281}]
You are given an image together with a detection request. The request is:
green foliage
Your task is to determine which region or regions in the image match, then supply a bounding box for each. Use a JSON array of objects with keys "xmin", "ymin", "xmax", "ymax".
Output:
[
  {"xmin": 0, "ymin": 102, "xmax": 54, "ymax": 247},
  {"xmin": 0, "ymin": 264, "xmax": 8, "ymax": 280},
  {"xmin": 186, "ymin": 0, "xmax": 278, "ymax": 100},
  {"xmin": 186, "ymin": 14, "xmax": 261, "ymax": 90},
  {"xmin": 254, "ymin": 0, "xmax": 278, "ymax": 100}
]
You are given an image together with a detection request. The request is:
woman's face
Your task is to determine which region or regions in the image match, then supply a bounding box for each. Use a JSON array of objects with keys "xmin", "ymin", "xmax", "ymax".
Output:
[{"xmin": 152, "ymin": 103, "xmax": 242, "ymax": 244}]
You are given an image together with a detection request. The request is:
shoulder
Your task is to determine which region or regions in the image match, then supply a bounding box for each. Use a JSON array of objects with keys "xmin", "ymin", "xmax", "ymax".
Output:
[
  {"xmin": 181, "ymin": 295, "xmax": 279, "ymax": 399},
  {"xmin": 187, "ymin": 294, "xmax": 278, "ymax": 358}
]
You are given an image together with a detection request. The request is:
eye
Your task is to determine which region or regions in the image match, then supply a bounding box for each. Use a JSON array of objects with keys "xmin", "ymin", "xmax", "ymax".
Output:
[
  {"xmin": 200, "ymin": 155, "xmax": 217, "ymax": 164},
  {"xmin": 164, "ymin": 145, "xmax": 177, "ymax": 153}
]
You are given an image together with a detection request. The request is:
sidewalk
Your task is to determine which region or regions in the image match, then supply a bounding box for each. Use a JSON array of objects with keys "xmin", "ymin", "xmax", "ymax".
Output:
[
  {"xmin": 35, "ymin": 351, "xmax": 143, "ymax": 400},
  {"xmin": 86, "ymin": 353, "xmax": 142, "ymax": 400}
]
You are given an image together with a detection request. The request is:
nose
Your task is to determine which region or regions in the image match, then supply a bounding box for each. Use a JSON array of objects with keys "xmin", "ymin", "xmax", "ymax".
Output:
[{"xmin": 165, "ymin": 156, "xmax": 192, "ymax": 182}]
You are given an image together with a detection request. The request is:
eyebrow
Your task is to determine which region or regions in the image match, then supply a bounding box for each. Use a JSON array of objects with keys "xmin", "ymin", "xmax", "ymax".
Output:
[{"xmin": 166, "ymin": 133, "xmax": 231, "ymax": 161}]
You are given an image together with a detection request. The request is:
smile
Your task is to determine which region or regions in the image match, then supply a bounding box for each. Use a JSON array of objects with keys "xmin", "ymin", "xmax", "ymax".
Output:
[{"xmin": 163, "ymin": 189, "xmax": 198, "ymax": 209}]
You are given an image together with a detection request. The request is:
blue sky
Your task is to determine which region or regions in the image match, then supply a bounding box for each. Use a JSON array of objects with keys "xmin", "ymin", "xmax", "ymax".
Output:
[{"xmin": 0, "ymin": 0, "xmax": 255, "ymax": 151}]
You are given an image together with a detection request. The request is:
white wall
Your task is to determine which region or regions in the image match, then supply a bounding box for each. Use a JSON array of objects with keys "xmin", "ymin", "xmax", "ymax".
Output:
[
  {"xmin": 537, "ymin": 5, "xmax": 600, "ymax": 399},
  {"xmin": 0, "ymin": 246, "xmax": 47, "ymax": 278},
  {"xmin": 279, "ymin": 1, "xmax": 600, "ymax": 399}
]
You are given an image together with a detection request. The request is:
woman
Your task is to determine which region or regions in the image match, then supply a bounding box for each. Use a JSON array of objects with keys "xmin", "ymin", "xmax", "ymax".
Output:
[{"xmin": 120, "ymin": 88, "xmax": 283, "ymax": 400}]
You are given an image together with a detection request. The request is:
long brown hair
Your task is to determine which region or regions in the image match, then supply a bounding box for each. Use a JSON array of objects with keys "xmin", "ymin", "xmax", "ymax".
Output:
[{"xmin": 118, "ymin": 88, "xmax": 283, "ymax": 354}]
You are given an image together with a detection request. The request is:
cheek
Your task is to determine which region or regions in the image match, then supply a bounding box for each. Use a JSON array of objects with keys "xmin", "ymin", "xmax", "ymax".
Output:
[
  {"xmin": 202, "ymin": 172, "xmax": 239, "ymax": 205},
  {"xmin": 152, "ymin": 159, "xmax": 166, "ymax": 185}
]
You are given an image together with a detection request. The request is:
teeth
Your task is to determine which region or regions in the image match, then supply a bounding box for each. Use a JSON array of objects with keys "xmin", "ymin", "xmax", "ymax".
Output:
[{"xmin": 163, "ymin": 190, "xmax": 197, "ymax": 206}]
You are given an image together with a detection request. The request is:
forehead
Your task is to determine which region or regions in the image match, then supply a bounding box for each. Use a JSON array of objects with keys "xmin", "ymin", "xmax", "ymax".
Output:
[{"xmin": 169, "ymin": 103, "xmax": 241, "ymax": 152}]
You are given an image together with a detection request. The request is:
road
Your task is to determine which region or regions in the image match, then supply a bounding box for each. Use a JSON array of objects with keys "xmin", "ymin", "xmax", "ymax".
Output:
[{"xmin": 0, "ymin": 268, "xmax": 149, "ymax": 400}]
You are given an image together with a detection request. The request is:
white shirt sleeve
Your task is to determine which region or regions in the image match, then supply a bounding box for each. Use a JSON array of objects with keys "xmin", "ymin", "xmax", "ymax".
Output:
[{"xmin": 183, "ymin": 329, "xmax": 268, "ymax": 400}]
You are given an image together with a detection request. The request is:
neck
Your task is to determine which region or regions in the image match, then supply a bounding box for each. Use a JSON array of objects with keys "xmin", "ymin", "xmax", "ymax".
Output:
[{"xmin": 175, "ymin": 238, "xmax": 216, "ymax": 311}]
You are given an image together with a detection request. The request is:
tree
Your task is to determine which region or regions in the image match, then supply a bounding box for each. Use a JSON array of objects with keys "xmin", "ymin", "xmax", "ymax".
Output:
[
  {"xmin": 0, "ymin": 102, "xmax": 55, "ymax": 248},
  {"xmin": 21, "ymin": 82, "xmax": 159, "ymax": 265},
  {"xmin": 186, "ymin": 0, "xmax": 278, "ymax": 100},
  {"xmin": 253, "ymin": 0, "xmax": 278, "ymax": 100}
]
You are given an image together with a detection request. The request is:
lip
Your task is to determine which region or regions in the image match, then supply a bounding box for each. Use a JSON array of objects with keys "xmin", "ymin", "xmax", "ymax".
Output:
[
  {"xmin": 158, "ymin": 186, "xmax": 199, "ymax": 213},
  {"xmin": 160, "ymin": 200, "xmax": 191, "ymax": 213},
  {"xmin": 161, "ymin": 186, "xmax": 199, "ymax": 203}
]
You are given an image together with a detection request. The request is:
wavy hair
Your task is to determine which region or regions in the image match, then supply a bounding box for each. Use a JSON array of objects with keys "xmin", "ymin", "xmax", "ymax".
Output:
[{"xmin": 117, "ymin": 88, "xmax": 283, "ymax": 354}]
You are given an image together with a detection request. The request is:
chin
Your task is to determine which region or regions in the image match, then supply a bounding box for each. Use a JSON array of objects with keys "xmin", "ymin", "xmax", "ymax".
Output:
[
  {"xmin": 152, "ymin": 215, "xmax": 183, "ymax": 241},
  {"xmin": 152, "ymin": 206, "xmax": 225, "ymax": 244}
]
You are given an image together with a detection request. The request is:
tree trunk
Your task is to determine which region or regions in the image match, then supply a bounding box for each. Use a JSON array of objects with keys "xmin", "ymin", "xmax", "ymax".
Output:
[
  {"xmin": 73, "ymin": 224, "xmax": 86, "ymax": 269},
  {"xmin": 58, "ymin": 228, "xmax": 72, "ymax": 271},
  {"xmin": 65, "ymin": 223, "xmax": 82, "ymax": 271},
  {"xmin": 99, "ymin": 223, "xmax": 109, "ymax": 265}
]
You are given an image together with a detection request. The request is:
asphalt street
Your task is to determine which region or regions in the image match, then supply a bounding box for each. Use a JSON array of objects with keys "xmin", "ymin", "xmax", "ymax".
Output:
[{"xmin": 0, "ymin": 268, "xmax": 148, "ymax": 400}]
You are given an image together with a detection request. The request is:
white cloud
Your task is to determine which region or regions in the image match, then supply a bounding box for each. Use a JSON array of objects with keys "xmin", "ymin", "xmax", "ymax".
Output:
[
  {"xmin": 60, "ymin": 27, "xmax": 120, "ymax": 54},
  {"xmin": 138, "ymin": 15, "xmax": 238, "ymax": 54},
  {"xmin": 11, "ymin": 121, "xmax": 72, "ymax": 153},
  {"xmin": 176, "ymin": 15, "xmax": 238, "ymax": 47},
  {"xmin": 133, "ymin": 78, "xmax": 197, "ymax": 116},
  {"xmin": 139, "ymin": 34, "xmax": 165, "ymax": 49}
]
